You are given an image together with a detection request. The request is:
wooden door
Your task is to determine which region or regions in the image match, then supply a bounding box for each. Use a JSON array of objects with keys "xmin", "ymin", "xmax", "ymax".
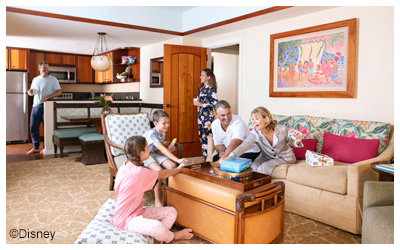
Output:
[
  {"xmin": 163, "ymin": 44, "xmax": 207, "ymax": 157},
  {"xmin": 9, "ymin": 48, "xmax": 27, "ymax": 70}
]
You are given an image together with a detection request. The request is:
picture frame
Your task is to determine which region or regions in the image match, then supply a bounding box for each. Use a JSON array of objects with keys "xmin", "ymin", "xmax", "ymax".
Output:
[{"xmin": 269, "ymin": 18, "xmax": 356, "ymax": 98}]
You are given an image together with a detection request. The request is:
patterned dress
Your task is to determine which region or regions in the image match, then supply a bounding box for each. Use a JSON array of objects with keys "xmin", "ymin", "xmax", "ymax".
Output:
[{"xmin": 197, "ymin": 85, "xmax": 218, "ymax": 158}]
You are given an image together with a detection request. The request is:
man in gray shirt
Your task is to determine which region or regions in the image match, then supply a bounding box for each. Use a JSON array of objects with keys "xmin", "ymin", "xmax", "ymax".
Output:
[{"xmin": 26, "ymin": 61, "xmax": 62, "ymax": 154}]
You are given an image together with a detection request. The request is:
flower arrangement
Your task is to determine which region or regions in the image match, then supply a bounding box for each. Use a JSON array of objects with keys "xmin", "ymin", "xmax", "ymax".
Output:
[{"xmin": 94, "ymin": 93, "xmax": 114, "ymax": 107}]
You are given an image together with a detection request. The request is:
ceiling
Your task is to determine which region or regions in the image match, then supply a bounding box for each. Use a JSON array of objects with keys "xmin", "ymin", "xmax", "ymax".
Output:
[{"xmin": 6, "ymin": 6, "xmax": 336, "ymax": 55}]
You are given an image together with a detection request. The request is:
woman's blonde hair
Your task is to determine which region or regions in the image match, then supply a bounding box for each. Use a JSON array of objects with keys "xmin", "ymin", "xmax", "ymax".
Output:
[
  {"xmin": 124, "ymin": 135, "xmax": 147, "ymax": 166},
  {"xmin": 199, "ymin": 68, "xmax": 218, "ymax": 91},
  {"xmin": 251, "ymin": 106, "xmax": 277, "ymax": 130}
]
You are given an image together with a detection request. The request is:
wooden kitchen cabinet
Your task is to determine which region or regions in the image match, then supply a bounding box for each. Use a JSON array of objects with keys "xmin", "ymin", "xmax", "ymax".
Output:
[
  {"xmin": 8, "ymin": 47, "xmax": 28, "ymax": 71},
  {"xmin": 76, "ymin": 55, "xmax": 93, "ymax": 83},
  {"xmin": 28, "ymin": 51, "xmax": 45, "ymax": 82},
  {"xmin": 61, "ymin": 54, "xmax": 76, "ymax": 66},
  {"xmin": 95, "ymin": 67, "xmax": 113, "ymax": 83},
  {"xmin": 45, "ymin": 52, "xmax": 76, "ymax": 67},
  {"xmin": 46, "ymin": 52, "xmax": 61, "ymax": 65},
  {"xmin": 94, "ymin": 53, "xmax": 113, "ymax": 83},
  {"xmin": 112, "ymin": 47, "xmax": 140, "ymax": 82},
  {"xmin": 152, "ymin": 61, "xmax": 160, "ymax": 73},
  {"xmin": 6, "ymin": 48, "xmax": 9, "ymax": 70}
]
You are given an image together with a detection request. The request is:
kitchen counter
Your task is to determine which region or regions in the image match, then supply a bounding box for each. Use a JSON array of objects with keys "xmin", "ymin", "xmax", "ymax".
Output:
[{"xmin": 48, "ymin": 98, "xmax": 142, "ymax": 102}]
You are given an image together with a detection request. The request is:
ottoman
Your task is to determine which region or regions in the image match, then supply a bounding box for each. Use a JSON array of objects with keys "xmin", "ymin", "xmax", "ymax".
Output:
[
  {"xmin": 163, "ymin": 165, "xmax": 285, "ymax": 244},
  {"xmin": 79, "ymin": 133, "xmax": 107, "ymax": 165}
]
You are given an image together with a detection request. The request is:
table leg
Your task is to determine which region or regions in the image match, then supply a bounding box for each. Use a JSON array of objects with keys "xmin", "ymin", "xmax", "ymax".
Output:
[{"xmin": 92, "ymin": 121, "xmax": 102, "ymax": 134}]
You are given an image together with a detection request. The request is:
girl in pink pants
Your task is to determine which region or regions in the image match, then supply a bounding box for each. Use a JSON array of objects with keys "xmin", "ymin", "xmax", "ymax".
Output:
[{"xmin": 112, "ymin": 136, "xmax": 193, "ymax": 243}]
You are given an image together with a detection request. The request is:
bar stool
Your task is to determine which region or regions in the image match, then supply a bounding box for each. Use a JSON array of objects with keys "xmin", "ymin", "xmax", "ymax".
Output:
[{"xmin": 79, "ymin": 133, "xmax": 107, "ymax": 165}]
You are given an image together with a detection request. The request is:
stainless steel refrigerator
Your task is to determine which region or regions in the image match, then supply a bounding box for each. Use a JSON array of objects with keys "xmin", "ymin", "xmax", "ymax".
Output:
[{"xmin": 6, "ymin": 71, "xmax": 29, "ymax": 143}]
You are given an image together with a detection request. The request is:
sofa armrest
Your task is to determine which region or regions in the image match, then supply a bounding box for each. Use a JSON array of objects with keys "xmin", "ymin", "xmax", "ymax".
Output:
[
  {"xmin": 206, "ymin": 135, "xmax": 217, "ymax": 162},
  {"xmin": 363, "ymin": 181, "xmax": 394, "ymax": 209},
  {"xmin": 347, "ymin": 133, "xmax": 394, "ymax": 197}
]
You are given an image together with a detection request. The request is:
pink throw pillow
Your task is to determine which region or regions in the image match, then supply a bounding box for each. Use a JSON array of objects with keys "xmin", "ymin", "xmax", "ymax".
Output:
[
  {"xmin": 321, "ymin": 133, "xmax": 380, "ymax": 163},
  {"xmin": 290, "ymin": 139, "xmax": 318, "ymax": 160}
]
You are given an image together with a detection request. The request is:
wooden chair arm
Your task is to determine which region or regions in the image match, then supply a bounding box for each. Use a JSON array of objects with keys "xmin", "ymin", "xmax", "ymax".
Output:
[{"xmin": 103, "ymin": 135, "xmax": 124, "ymax": 150}]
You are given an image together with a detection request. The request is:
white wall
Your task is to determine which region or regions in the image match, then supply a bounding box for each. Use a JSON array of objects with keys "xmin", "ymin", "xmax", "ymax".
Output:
[
  {"xmin": 213, "ymin": 52, "xmax": 238, "ymax": 114},
  {"xmin": 201, "ymin": 6, "xmax": 394, "ymax": 124},
  {"xmin": 139, "ymin": 36, "xmax": 203, "ymax": 103}
]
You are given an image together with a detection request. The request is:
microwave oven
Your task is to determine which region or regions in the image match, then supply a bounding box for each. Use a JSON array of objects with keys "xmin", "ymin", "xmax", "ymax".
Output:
[
  {"xmin": 151, "ymin": 73, "xmax": 161, "ymax": 85},
  {"xmin": 48, "ymin": 66, "xmax": 76, "ymax": 83}
]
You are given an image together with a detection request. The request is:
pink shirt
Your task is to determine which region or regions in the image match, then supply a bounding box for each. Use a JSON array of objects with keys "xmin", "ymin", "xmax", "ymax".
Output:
[{"xmin": 112, "ymin": 162, "xmax": 159, "ymax": 230}]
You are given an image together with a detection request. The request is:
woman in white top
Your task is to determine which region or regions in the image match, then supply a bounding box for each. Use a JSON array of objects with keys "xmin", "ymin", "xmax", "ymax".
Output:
[{"xmin": 228, "ymin": 107, "xmax": 303, "ymax": 175}]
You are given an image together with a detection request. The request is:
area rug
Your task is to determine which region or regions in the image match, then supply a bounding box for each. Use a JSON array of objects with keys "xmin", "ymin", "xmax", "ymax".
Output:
[{"xmin": 6, "ymin": 154, "xmax": 361, "ymax": 244}]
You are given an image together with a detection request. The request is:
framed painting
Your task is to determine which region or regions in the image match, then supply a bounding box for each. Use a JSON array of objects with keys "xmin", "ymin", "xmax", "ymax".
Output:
[{"xmin": 269, "ymin": 18, "xmax": 356, "ymax": 98}]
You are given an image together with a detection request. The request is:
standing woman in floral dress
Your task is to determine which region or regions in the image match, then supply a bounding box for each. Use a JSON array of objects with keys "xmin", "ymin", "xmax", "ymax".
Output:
[{"xmin": 193, "ymin": 68, "xmax": 218, "ymax": 159}]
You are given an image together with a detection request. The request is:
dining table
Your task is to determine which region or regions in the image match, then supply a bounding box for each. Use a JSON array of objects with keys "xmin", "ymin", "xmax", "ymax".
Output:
[
  {"xmin": 59, "ymin": 114, "xmax": 103, "ymax": 162},
  {"xmin": 60, "ymin": 115, "xmax": 103, "ymax": 134}
]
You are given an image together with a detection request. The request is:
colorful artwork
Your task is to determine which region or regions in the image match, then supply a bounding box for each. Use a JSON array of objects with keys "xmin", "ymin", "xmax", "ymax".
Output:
[
  {"xmin": 277, "ymin": 32, "xmax": 345, "ymax": 88},
  {"xmin": 269, "ymin": 19, "xmax": 356, "ymax": 98}
]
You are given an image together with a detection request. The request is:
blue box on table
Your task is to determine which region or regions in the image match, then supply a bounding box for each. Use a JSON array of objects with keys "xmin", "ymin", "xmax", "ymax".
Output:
[{"xmin": 220, "ymin": 157, "xmax": 252, "ymax": 173}]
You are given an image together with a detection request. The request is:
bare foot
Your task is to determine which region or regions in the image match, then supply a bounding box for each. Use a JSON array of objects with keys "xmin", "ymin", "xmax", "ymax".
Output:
[
  {"xmin": 154, "ymin": 200, "xmax": 163, "ymax": 208},
  {"xmin": 173, "ymin": 228, "xmax": 193, "ymax": 240},
  {"xmin": 26, "ymin": 148, "xmax": 40, "ymax": 155}
]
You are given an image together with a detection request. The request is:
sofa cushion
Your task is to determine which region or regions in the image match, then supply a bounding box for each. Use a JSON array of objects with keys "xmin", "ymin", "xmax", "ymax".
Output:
[
  {"xmin": 273, "ymin": 115, "xmax": 333, "ymax": 153},
  {"xmin": 53, "ymin": 127, "xmax": 97, "ymax": 138},
  {"xmin": 330, "ymin": 119, "xmax": 390, "ymax": 155},
  {"xmin": 79, "ymin": 133, "xmax": 104, "ymax": 142},
  {"xmin": 114, "ymin": 154, "xmax": 127, "ymax": 170},
  {"xmin": 290, "ymin": 139, "xmax": 318, "ymax": 160},
  {"xmin": 74, "ymin": 199, "xmax": 154, "ymax": 244},
  {"xmin": 271, "ymin": 163, "xmax": 290, "ymax": 179},
  {"xmin": 321, "ymin": 133, "xmax": 380, "ymax": 163},
  {"xmin": 262, "ymin": 115, "xmax": 391, "ymax": 155},
  {"xmin": 286, "ymin": 161, "xmax": 348, "ymax": 195}
]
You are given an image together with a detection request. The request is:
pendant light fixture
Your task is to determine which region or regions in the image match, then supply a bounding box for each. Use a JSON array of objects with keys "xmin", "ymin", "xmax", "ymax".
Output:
[{"xmin": 91, "ymin": 32, "xmax": 112, "ymax": 72}]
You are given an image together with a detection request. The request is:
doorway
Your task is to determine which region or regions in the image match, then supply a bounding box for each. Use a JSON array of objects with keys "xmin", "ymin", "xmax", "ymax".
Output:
[{"xmin": 211, "ymin": 45, "xmax": 239, "ymax": 115}]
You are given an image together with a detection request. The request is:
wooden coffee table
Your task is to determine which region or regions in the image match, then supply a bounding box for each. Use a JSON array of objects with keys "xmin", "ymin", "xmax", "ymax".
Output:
[
  {"xmin": 179, "ymin": 162, "xmax": 271, "ymax": 191},
  {"xmin": 164, "ymin": 162, "xmax": 285, "ymax": 244}
]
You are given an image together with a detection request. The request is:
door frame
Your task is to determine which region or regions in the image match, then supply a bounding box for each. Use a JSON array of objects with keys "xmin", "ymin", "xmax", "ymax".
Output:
[{"xmin": 203, "ymin": 37, "xmax": 243, "ymax": 117}]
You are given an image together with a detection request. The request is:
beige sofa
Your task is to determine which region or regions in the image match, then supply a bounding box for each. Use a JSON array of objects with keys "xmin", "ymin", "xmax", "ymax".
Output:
[{"xmin": 207, "ymin": 115, "xmax": 394, "ymax": 234}]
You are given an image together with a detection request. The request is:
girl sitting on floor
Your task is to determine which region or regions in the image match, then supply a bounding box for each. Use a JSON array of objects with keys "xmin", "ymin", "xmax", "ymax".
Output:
[{"xmin": 112, "ymin": 135, "xmax": 193, "ymax": 243}]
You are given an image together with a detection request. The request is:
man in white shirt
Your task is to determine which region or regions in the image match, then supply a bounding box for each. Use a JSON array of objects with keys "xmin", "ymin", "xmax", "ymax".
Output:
[
  {"xmin": 211, "ymin": 100, "xmax": 260, "ymax": 162},
  {"xmin": 26, "ymin": 61, "xmax": 62, "ymax": 154}
]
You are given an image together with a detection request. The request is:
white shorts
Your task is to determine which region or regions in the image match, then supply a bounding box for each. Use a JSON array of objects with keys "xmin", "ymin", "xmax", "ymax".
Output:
[{"xmin": 143, "ymin": 154, "xmax": 169, "ymax": 168}]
